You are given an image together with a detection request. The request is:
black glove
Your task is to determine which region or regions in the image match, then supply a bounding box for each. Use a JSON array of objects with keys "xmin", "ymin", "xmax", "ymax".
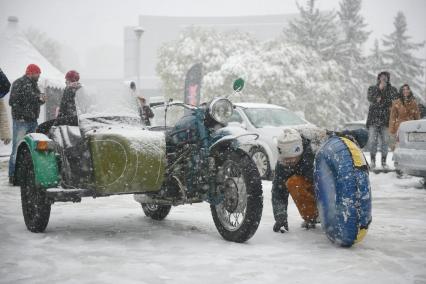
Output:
[{"xmin": 273, "ymin": 220, "xmax": 289, "ymax": 233}]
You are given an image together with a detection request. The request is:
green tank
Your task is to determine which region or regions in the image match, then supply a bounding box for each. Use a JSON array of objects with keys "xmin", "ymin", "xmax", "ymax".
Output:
[{"xmin": 87, "ymin": 129, "xmax": 166, "ymax": 195}]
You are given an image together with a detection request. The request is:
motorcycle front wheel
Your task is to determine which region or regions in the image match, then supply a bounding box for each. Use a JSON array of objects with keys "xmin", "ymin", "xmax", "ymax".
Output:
[{"xmin": 211, "ymin": 150, "xmax": 263, "ymax": 243}]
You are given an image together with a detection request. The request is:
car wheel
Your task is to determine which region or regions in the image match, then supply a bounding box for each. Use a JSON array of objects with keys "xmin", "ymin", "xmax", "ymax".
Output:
[
  {"xmin": 249, "ymin": 147, "xmax": 271, "ymax": 180},
  {"xmin": 141, "ymin": 204, "xmax": 172, "ymax": 220},
  {"xmin": 18, "ymin": 147, "xmax": 51, "ymax": 232}
]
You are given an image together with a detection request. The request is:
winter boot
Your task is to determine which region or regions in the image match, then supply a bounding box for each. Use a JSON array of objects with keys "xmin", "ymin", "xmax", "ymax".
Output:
[
  {"xmin": 382, "ymin": 155, "xmax": 389, "ymax": 171},
  {"xmin": 301, "ymin": 219, "xmax": 316, "ymax": 230},
  {"xmin": 370, "ymin": 155, "xmax": 376, "ymax": 170}
]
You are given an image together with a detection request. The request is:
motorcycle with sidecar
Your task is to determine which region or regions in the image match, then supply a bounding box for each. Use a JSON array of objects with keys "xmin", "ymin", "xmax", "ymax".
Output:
[{"xmin": 15, "ymin": 79, "xmax": 263, "ymax": 243}]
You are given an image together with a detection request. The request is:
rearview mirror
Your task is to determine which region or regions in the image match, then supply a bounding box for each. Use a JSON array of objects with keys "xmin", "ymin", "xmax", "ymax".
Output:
[{"xmin": 233, "ymin": 78, "xmax": 245, "ymax": 92}]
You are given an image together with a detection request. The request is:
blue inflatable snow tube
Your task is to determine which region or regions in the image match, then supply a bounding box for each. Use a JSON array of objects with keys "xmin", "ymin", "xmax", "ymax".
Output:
[{"xmin": 314, "ymin": 136, "xmax": 372, "ymax": 247}]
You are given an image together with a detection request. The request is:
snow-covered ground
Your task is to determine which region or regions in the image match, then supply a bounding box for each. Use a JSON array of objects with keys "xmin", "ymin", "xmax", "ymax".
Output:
[{"xmin": 1, "ymin": 157, "xmax": 426, "ymax": 284}]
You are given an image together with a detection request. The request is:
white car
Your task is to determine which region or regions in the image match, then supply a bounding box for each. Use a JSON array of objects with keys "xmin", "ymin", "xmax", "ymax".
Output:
[
  {"xmin": 228, "ymin": 103, "xmax": 318, "ymax": 179},
  {"xmin": 393, "ymin": 119, "xmax": 426, "ymax": 183}
]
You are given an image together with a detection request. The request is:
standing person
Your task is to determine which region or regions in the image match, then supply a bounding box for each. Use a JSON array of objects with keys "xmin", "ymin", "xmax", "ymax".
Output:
[
  {"xmin": 0, "ymin": 68, "xmax": 11, "ymax": 145},
  {"xmin": 56, "ymin": 70, "xmax": 81, "ymax": 126},
  {"xmin": 8, "ymin": 64, "xmax": 46, "ymax": 185},
  {"xmin": 366, "ymin": 71, "xmax": 398, "ymax": 169},
  {"xmin": 129, "ymin": 81, "xmax": 154, "ymax": 126},
  {"xmin": 389, "ymin": 84, "xmax": 421, "ymax": 149},
  {"xmin": 0, "ymin": 68, "xmax": 11, "ymax": 97},
  {"xmin": 137, "ymin": 96, "xmax": 154, "ymax": 126}
]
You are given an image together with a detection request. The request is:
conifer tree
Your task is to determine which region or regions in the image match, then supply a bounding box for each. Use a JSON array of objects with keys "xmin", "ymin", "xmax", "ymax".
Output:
[
  {"xmin": 284, "ymin": 0, "xmax": 340, "ymax": 61},
  {"xmin": 382, "ymin": 12, "xmax": 425, "ymax": 93}
]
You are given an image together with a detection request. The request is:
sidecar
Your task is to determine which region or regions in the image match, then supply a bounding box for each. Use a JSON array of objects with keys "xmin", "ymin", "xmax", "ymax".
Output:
[{"xmin": 14, "ymin": 85, "xmax": 166, "ymax": 233}]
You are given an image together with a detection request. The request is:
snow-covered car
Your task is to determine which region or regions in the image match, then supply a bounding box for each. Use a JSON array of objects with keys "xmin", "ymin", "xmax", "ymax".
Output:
[
  {"xmin": 226, "ymin": 103, "xmax": 319, "ymax": 179},
  {"xmin": 343, "ymin": 120, "xmax": 367, "ymax": 131},
  {"xmin": 393, "ymin": 119, "xmax": 426, "ymax": 182}
]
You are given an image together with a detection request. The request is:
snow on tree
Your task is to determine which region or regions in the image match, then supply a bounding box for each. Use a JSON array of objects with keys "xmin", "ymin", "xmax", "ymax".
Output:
[
  {"xmin": 156, "ymin": 27, "xmax": 257, "ymax": 101},
  {"xmin": 382, "ymin": 11, "xmax": 425, "ymax": 96},
  {"xmin": 25, "ymin": 28, "xmax": 64, "ymax": 72},
  {"xmin": 337, "ymin": 0, "xmax": 370, "ymax": 70},
  {"xmin": 283, "ymin": 0, "xmax": 341, "ymax": 61},
  {"xmin": 157, "ymin": 27, "xmax": 349, "ymax": 128},
  {"xmin": 367, "ymin": 39, "xmax": 387, "ymax": 78},
  {"xmin": 335, "ymin": 0, "xmax": 371, "ymax": 122}
]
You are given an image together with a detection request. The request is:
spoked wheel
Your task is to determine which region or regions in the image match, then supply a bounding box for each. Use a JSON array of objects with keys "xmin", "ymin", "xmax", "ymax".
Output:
[
  {"xmin": 141, "ymin": 203, "xmax": 172, "ymax": 220},
  {"xmin": 250, "ymin": 147, "xmax": 271, "ymax": 180},
  {"xmin": 18, "ymin": 147, "xmax": 51, "ymax": 232},
  {"xmin": 211, "ymin": 150, "xmax": 263, "ymax": 243}
]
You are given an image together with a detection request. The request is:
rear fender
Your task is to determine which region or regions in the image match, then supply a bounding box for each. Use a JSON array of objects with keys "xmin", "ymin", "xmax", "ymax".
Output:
[{"xmin": 17, "ymin": 133, "xmax": 59, "ymax": 188}]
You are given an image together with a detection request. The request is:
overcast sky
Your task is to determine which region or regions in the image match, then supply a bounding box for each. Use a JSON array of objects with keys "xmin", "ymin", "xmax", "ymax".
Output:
[{"xmin": 0, "ymin": 0, "xmax": 424, "ymax": 78}]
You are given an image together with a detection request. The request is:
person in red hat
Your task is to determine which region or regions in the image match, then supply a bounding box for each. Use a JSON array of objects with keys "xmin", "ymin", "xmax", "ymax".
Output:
[
  {"xmin": 8, "ymin": 64, "xmax": 46, "ymax": 184},
  {"xmin": 56, "ymin": 70, "xmax": 81, "ymax": 126}
]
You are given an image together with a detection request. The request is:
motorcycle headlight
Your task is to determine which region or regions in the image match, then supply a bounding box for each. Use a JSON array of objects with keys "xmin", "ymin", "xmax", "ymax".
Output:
[{"xmin": 208, "ymin": 98, "xmax": 233, "ymax": 124}]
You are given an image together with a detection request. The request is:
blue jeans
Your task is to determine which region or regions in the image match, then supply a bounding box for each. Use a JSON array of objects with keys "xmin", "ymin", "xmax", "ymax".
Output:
[
  {"xmin": 8, "ymin": 120, "xmax": 38, "ymax": 177},
  {"xmin": 367, "ymin": 126, "xmax": 389, "ymax": 158}
]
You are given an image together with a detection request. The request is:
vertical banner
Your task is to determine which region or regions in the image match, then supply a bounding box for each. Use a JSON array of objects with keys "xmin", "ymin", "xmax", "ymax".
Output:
[{"xmin": 184, "ymin": 63, "xmax": 203, "ymax": 106}]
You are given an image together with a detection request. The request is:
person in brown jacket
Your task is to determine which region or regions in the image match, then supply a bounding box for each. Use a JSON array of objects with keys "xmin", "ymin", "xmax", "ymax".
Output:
[{"xmin": 389, "ymin": 84, "xmax": 421, "ymax": 149}]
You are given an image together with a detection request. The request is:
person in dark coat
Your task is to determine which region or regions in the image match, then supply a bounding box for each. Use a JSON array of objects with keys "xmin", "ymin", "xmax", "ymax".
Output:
[
  {"xmin": 56, "ymin": 70, "xmax": 81, "ymax": 126},
  {"xmin": 8, "ymin": 64, "xmax": 46, "ymax": 184},
  {"xmin": 0, "ymin": 68, "xmax": 11, "ymax": 98},
  {"xmin": 272, "ymin": 128, "xmax": 319, "ymax": 233},
  {"xmin": 272, "ymin": 128, "xmax": 369, "ymax": 233},
  {"xmin": 366, "ymin": 71, "xmax": 398, "ymax": 169}
]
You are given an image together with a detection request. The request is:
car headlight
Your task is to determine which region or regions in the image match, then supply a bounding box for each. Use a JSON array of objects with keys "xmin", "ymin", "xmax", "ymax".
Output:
[{"xmin": 208, "ymin": 98, "xmax": 233, "ymax": 124}]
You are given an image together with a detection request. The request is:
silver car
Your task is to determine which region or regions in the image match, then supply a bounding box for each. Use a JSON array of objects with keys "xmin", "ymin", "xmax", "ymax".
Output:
[
  {"xmin": 228, "ymin": 103, "xmax": 317, "ymax": 180},
  {"xmin": 393, "ymin": 119, "xmax": 426, "ymax": 183}
]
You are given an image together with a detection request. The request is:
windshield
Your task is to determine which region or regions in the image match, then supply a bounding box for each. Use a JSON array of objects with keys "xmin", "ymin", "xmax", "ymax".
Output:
[
  {"xmin": 151, "ymin": 104, "xmax": 187, "ymax": 128},
  {"xmin": 75, "ymin": 83, "xmax": 142, "ymax": 131},
  {"xmin": 76, "ymin": 83, "xmax": 140, "ymax": 119},
  {"xmin": 243, "ymin": 108, "xmax": 306, "ymax": 128}
]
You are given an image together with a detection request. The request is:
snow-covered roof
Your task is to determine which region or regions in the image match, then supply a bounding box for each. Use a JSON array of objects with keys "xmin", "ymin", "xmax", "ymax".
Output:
[
  {"xmin": 234, "ymin": 102, "xmax": 285, "ymax": 109},
  {"xmin": 0, "ymin": 19, "xmax": 65, "ymax": 89}
]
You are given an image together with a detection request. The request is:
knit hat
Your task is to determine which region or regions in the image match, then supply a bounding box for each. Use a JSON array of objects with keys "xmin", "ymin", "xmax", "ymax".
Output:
[
  {"xmin": 277, "ymin": 128, "xmax": 303, "ymax": 159},
  {"xmin": 65, "ymin": 70, "xmax": 80, "ymax": 82},
  {"xmin": 25, "ymin": 64, "xmax": 41, "ymax": 75}
]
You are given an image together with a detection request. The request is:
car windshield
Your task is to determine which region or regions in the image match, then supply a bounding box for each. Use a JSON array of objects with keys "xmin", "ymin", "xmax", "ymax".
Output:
[
  {"xmin": 243, "ymin": 108, "xmax": 306, "ymax": 128},
  {"xmin": 75, "ymin": 83, "xmax": 142, "ymax": 129}
]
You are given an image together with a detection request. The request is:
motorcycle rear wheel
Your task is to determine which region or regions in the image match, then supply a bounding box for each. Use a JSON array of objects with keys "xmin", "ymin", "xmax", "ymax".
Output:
[{"xmin": 211, "ymin": 150, "xmax": 263, "ymax": 243}]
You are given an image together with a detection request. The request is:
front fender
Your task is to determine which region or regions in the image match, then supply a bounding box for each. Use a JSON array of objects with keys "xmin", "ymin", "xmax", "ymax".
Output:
[
  {"xmin": 17, "ymin": 133, "xmax": 59, "ymax": 188},
  {"xmin": 210, "ymin": 126, "xmax": 258, "ymax": 153}
]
